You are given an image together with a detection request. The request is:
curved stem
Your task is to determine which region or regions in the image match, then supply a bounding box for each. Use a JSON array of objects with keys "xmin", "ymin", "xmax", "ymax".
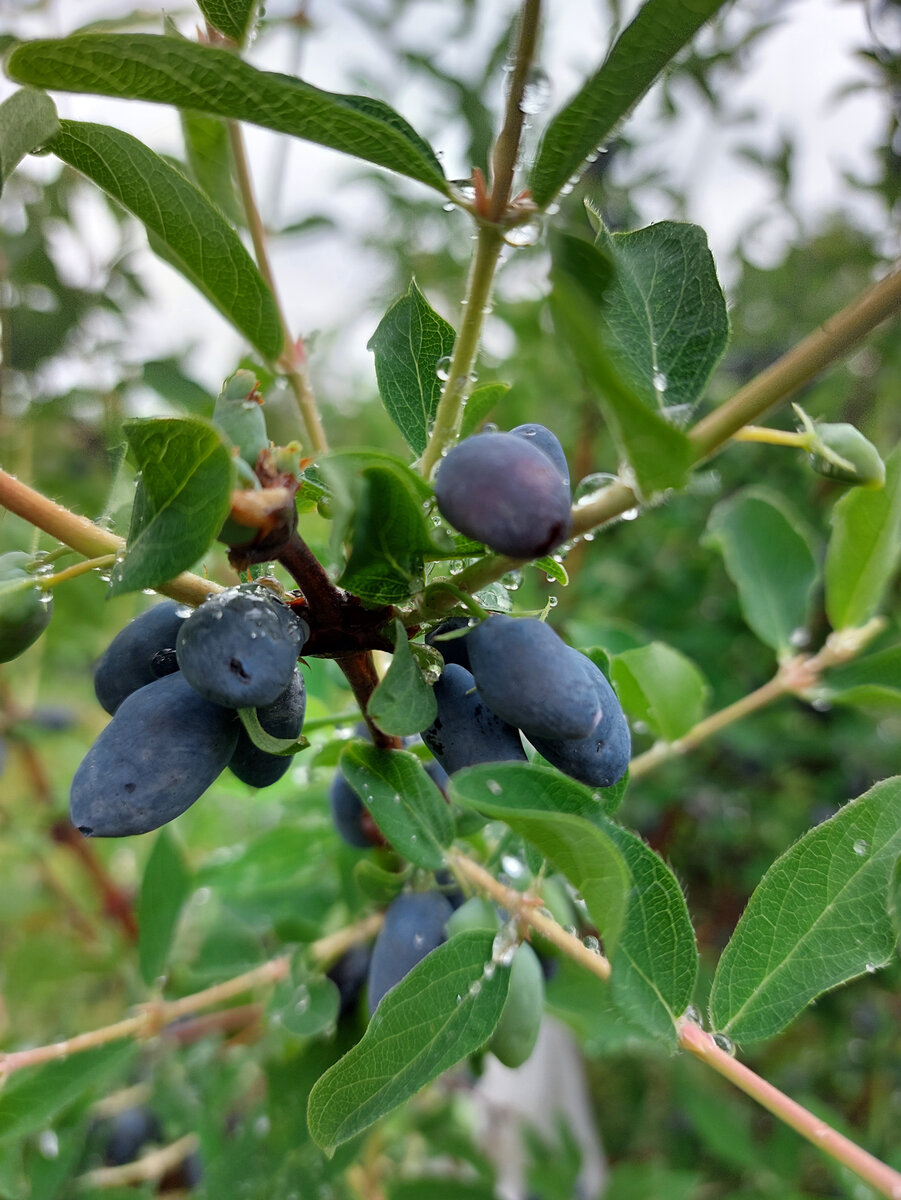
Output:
[
  {"xmin": 0, "ymin": 911, "xmax": 384, "ymax": 1078},
  {"xmin": 227, "ymin": 119, "xmax": 329, "ymax": 454},
  {"xmin": 734, "ymin": 425, "xmax": 808, "ymax": 448},
  {"xmin": 678, "ymin": 1021, "xmax": 901, "ymax": 1200},
  {"xmin": 486, "ymin": 0, "xmax": 542, "ymax": 222}
]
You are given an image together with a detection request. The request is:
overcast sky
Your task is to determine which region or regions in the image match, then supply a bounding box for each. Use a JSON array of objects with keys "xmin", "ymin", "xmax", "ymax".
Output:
[{"xmin": 0, "ymin": 0, "xmax": 892, "ymax": 398}]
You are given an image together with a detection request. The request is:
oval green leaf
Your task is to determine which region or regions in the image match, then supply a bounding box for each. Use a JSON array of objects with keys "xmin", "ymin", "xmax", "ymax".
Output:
[
  {"xmin": 7, "ymin": 35, "xmax": 448, "ymax": 194},
  {"xmin": 0, "ymin": 86, "xmax": 59, "ymax": 194},
  {"xmin": 709, "ymin": 776, "xmax": 901, "ymax": 1044},
  {"xmin": 612, "ymin": 641, "xmax": 709, "ymax": 743},
  {"xmin": 706, "ymin": 487, "xmax": 819, "ymax": 655},
  {"xmin": 137, "ymin": 828, "xmax": 192, "ymax": 988},
  {"xmin": 47, "ymin": 120, "xmax": 282, "ymax": 361},
  {"xmin": 307, "ymin": 931, "xmax": 509, "ymax": 1152}
]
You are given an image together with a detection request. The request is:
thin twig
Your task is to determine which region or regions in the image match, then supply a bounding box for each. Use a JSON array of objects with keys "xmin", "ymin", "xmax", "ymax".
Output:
[
  {"xmin": 487, "ymin": 0, "xmax": 542, "ymax": 223},
  {"xmin": 77, "ymin": 1133, "xmax": 199, "ymax": 1191},
  {"xmin": 447, "ymin": 849, "xmax": 611, "ymax": 980},
  {"xmin": 678, "ymin": 1021, "xmax": 901, "ymax": 1200},
  {"xmin": 0, "ymin": 912, "xmax": 384, "ymax": 1078},
  {"xmin": 227, "ymin": 119, "xmax": 329, "ymax": 454},
  {"xmin": 629, "ymin": 619, "xmax": 885, "ymax": 779}
]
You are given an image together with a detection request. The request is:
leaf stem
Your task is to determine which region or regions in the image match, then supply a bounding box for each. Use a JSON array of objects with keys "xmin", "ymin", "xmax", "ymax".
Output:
[
  {"xmin": 447, "ymin": 848, "xmax": 611, "ymax": 980},
  {"xmin": 677, "ymin": 1020, "xmax": 901, "ymax": 1200},
  {"xmin": 34, "ymin": 553, "xmax": 118, "ymax": 589},
  {"xmin": 733, "ymin": 425, "xmax": 808, "ymax": 448},
  {"xmin": 0, "ymin": 469, "xmax": 221, "ymax": 607},
  {"xmin": 226, "ymin": 119, "xmax": 329, "ymax": 454},
  {"xmin": 0, "ymin": 912, "xmax": 384, "ymax": 1079},
  {"xmin": 629, "ymin": 619, "xmax": 885, "ymax": 778}
]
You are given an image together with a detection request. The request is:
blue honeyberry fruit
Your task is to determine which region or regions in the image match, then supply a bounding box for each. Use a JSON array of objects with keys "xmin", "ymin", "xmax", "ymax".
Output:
[
  {"xmin": 93, "ymin": 600, "xmax": 190, "ymax": 715},
  {"xmin": 510, "ymin": 423, "xmax": 570, "ymax": 487},
  {"xmin": 329, "ymin": 769, "xmax": 374, "ymax": 849},
  {"xmin": 176, "ymin": 586, "xmax": 304, "ymax": 709},
  {"xmin": 327, "ymin": 943, "xmax": 372, "ymax": 1021},
  {"xmin": 367, "ymin": 891, "xmax": 454, "ymax": 1015},
  {"xmin": 0, "ymin": 552, "xmax": 53, "ymax": 664},
  {"xmin": 425, "ymin": 617, "xmax": 472, "ymax": 671},
  {"xmin": 228, "ymin": 667, "xmax": 306, "ymax": 788},
  {"xmin": 467, "ymin": 615, "xmax": 602, "ymax": 741},
  {"xmin": 434, "ymin": 432, "xmax": 572, "ymax": 558},
  {"xmin": 103, "ymin": 1107, "xmax": 162, "ymax": 1167},
  {"xmin": 70, "ymin": 673, "xmax": 239, "ymax": 837},
  {"xmin": 529, "ymin": 668, "xmax": 631, "ymax": 788},
  {"xmin": 422, "ymin": 663, "xmax": 526, "ymax": 775}
]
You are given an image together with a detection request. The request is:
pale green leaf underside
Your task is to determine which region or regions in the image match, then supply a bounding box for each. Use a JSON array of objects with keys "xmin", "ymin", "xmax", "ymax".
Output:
[
  {"xmin": 307, "ymin": 931, "xmax": 508, "ymax": 1151},
  {"xmin": 339, "ymin": 742, "xmax": 453, "ymax": 870},
  {"xmin": 368, "ymin": 280, "xmax": 456, "ymax": 455},
  {"xmin": 48, "ymin": 120, "xmax": 282, "ymax": 361},
  {"xmin": 706, "ymin": 487, "xmax": 819, "ymax": 654},
  {"xmin": 825, "ymin": 645, "xmax": 901, "ymax": 711},
  {"xmin": 825, "ymin": 442, "xmax": 901, "ymax": 631},
  {"xmin": 612, "ymin": 641, "xmax": 709, "ymax": 742},
  {"xmin": 0, "ymin": 86, "xmax": 59, "ymax": 193},
  {"xmin": 7, "ymin": 35, "xmax": 448, "ymax": 193},
  {"xmin": 529, "ymin": 0, "xmax": 731, "ymax": 207},
  {"xmin": 595, "ymin": 221, "xmax": 729, "ymax": 413},
  {"xmin": 709, "ymin": 776, "xmax": 901, "ymax": 1044}
]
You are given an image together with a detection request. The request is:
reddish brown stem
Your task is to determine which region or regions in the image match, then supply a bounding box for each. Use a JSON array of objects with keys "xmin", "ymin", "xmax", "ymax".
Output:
[{"xmin": 335, "ymin": 651, "xmax": 400, "ymax": 750}]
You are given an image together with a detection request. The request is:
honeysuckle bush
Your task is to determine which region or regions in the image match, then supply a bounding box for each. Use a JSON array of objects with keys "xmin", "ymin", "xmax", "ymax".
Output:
[{"xmin": 0, "ymin": 2, "xmax": 900, "ymax": 1198}]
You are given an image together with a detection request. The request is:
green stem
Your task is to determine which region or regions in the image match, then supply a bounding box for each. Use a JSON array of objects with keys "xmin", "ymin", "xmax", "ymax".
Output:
[
  {"xmin": 486, "ymin": 0, "xmax": 542, "ymax": 223},
  {"xmin": 226, "ymin": 119, "xmax": 329, "ymax": 455},
  {"xmin": 34, "ymin": 553, "xmax": 118, "ymax": 590},
  {"xmin": 420, "ymin": 225, "xmax": 505, "ymax": 478},
  {"xmin": 733, "ymin": 425, "xmax": 809, "ymax": 448}
]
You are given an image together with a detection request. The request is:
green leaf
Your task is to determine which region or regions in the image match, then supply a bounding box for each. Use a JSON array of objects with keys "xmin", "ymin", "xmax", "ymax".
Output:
[
  {"xmin": 0, "ymin": 87, "xmax": 59, "ymax": 194},
  {"xmin": 197, "ymin": 0, "xmax": 258, "ymax": 44},
  {"xmin": 612, "ymin": 641, "xmax": 709, "ymax": 742},
  {"xmin": 706, "ymin": 488, "xmax": 819, "ymax": 654},
  {"xmin": 449, "ymin": 763, "xmax": 630, "ymax": 954},
  {"xmin": 0, "ymin": 1043, "xmax": 134, "ymax": 1143},
  {"xmin": 180, "ymin": 110, "xmax": 242, "ymax": 224},
  {"xmin": 825, "ymin": 645, "xmax": 901, "ymax": 710},
  {"xmin": 593, "ymin": 221, "xmax": 729, "ymax": 413},
  {"xmin": 368, "ymin": 620, "xmax": 438, "ymax": 736},
  {"xmin": 550, "ymin": 268, "xmax": 694, "ymax": 496},
  {"xmin": 109, "ymin": 417, "xmax": 234, "ymax": 595},
  {"xmin": 459, "ymin": 382, "xmax": 510, "ymax": 439},
  {"xmin": 47, "ymin": 120, "xmax": 282, "ymax": 360},
  {"xmin": 7, "ymin": 35, "xmax": 448, "ymax": 193},
  {"xmin": 825, "ymin": 442, "xmax": 901, "ymax": 630},
  {"xmin": 888, "ymin": 857, "xmax": 901, "ymax": 945},
  {"xmin": 323, "ymin": 450, "xmax": 439, "ymax": 605},
  {"xmin": 339, "ymin": 742, "xmax": 453, "ymax": 870},
  {"xmin": 307, "ymin": 931, "xmax": 509, "ymax": 1152},
  {"xmin": 368, "ymin": 280, "xmax": 456, "ymax": 455},
  {"xmin": 137, "ymin": 828, "xmax": 192, "ymax": 987},
  {"xmin": 533, "ymin": 555, "xmax": 569, "ymax": 586},
  {"xmin": 709, "ymin": 776, "xmax": 901, "ymax": 1044},
  {"xmin": 600, "ymin": 820, "xmax": 698, "ymax": 1046},
  {"xmin": 529, "ymin": 0, "xmax": 731, "ymax": 207},
  {"xmin": 271, "ymin": 976, "xmax": 340, "ymax": 1038}
]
